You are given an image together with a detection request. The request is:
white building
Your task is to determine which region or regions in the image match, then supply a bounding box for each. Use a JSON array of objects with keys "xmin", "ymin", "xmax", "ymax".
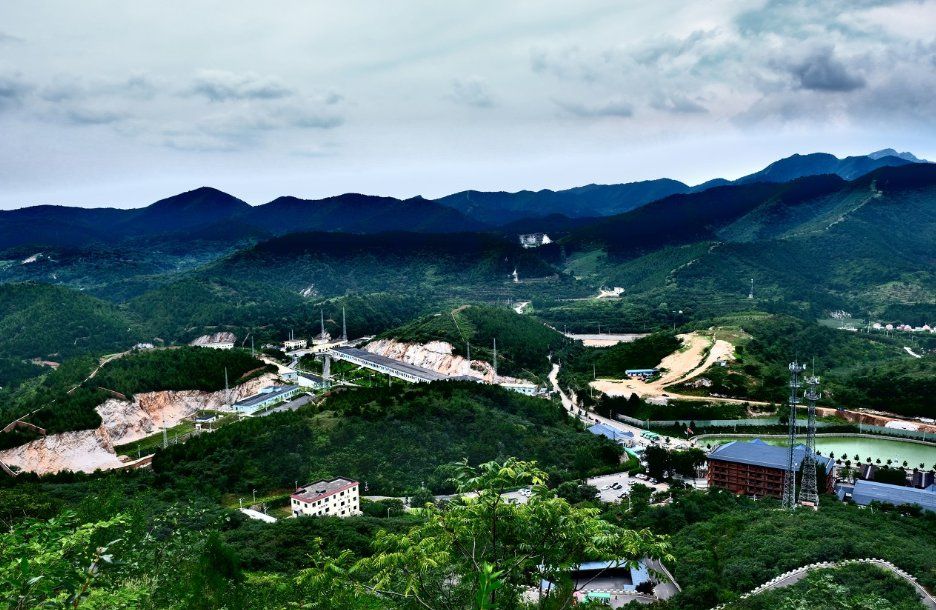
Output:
[
  {"xmin": 283, "ymin": 338, "xmax": 308, "ymax": 351},
  {"xmin": 291, "ymin": 478, "xmax": 360, "ymax": 518}
]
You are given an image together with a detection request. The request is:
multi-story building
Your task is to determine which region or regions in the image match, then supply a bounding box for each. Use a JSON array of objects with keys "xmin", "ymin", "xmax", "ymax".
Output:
[
  {"xmin": 707, "ymin": 439, "xmax": 833, "ymax": 499},
  {"xmin": 283, "ymin": 338, "xmax": 307, "ymax": 351},
  {"xmin": 291, "ymin": 478, "xmax": 361, "ymax": 518}
]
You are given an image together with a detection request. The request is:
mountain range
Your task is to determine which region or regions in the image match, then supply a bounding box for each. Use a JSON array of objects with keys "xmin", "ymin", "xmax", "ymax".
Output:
[{"xmin": 0, "ymin": 149, "xmax": 927, "ymax": 251}]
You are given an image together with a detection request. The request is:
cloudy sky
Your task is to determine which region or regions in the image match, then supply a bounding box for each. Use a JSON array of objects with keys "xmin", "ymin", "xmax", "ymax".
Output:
[{"xmin": 1, "ymin": 0, "xmax": 935, "ymax": 209}]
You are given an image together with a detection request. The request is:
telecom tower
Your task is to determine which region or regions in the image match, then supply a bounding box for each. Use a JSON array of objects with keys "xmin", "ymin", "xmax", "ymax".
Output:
[
  {"xmin": 341, "ymin": 307, "xmax": 347, "ymax": 342},
  {"xmin": 781, "ymin": 361, "xmax": 806, "ymax": 510},
  {"xmin": 798, "ymin": 374, "xmax": 821, "ymax": 507}
]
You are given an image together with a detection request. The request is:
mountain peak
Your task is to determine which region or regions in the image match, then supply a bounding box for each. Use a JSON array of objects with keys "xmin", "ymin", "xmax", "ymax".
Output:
[
  {"xmin": 147, "ymin": 187, "xmax": 250, "ymax": 212},
  {"xmin": 867, "ymin": 149, "xmax": 926, "ymax": 163}
]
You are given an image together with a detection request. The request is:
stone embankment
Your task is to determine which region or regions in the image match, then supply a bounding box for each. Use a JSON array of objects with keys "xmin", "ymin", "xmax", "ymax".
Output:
[{"xmin": 708, "ymin": 558, "xmax": 936, "ymax": 610}]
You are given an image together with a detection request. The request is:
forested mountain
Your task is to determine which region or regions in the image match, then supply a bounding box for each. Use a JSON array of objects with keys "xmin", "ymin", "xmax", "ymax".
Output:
[
  {"xmin": 0, "ymin": 283, "xmax": 139, "ymax": 361},
  {"xmin": 560, "ymin": 164, "xmax": 936, "ymax": 316},
  {"xmin": 435, "ymin": 178, "xmax": 690, "ymax": 225},
  {"xmin": 734, "ymin": 150, "xmax": 920, "ymax": 184},
  {"xmin": 1, "ymin": 150, "xmax": 925, "ymax": 252}
]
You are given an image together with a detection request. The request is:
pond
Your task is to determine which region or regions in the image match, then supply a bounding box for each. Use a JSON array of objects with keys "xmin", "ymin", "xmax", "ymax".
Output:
[{"xmin": 698, "ymin": 435, "xmax": 936, "ymax": 468}]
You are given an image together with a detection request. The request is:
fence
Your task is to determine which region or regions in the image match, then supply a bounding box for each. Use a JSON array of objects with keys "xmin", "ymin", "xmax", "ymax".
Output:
[{"xmin": 613, "ymin": 414, "xmax": 936, "ymax": 442}]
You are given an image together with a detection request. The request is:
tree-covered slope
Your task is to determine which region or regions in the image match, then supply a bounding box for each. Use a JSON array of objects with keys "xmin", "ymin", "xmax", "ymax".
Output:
[
  {"xmin": 153, "ymin": 382, "xmax": 623, "ymax": 495},
  {"xmin": 0, "ymin": 283, "xmax": 139, "ymax": 361}
]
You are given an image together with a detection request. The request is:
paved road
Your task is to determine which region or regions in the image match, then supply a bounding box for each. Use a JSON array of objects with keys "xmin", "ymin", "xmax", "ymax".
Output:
[
  {"xmin": 258, "ymin": 394, "xmax": 314, "ymax": 416},
  {"xmin": 548, "ymin": 363, "xmax": 692, "ymax": 451}
]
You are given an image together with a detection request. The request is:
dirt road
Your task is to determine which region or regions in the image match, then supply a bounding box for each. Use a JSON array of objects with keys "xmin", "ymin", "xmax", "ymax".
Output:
[{"xmin": 589, "ymin": 332, "xmax": 769, "ymax": 405}]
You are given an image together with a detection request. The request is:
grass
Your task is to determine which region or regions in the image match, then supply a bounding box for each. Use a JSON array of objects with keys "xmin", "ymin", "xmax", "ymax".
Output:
[{"xmin": 113, "ymin": 411, "xmax": 236, "ymax": 457}]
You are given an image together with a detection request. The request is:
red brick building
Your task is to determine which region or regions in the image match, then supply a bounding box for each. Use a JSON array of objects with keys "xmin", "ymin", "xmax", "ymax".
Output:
[{"xmin": 707, "ymin": 439, "xmax": 833, "ymax": 499}]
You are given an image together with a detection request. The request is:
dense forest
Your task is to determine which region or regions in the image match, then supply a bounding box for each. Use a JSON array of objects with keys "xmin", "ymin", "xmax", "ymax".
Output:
[{"xmin": 153, "ymin": 381, "xmax": 623, "ymax": 496}]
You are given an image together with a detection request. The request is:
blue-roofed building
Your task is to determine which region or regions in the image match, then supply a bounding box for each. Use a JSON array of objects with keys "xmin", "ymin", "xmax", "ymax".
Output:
[
  {"xmin": 707, "ymin": 439, "xmax": 833, "ymax": 499},
  {"xmin": 849, "ymin": 479, "xmax": 936, "ymax": 513},
  {"xmin": 625, "ymin": 369, "xmax": 658, "ymax": 379},
  {"xmin": 233, "ymin": 385, "xmax": 301, "ymax": 415},
  {"xmin": 541, "ymin": 559, "xmax": 651, "ymax": 596},
  {"xmin": 587, "ymin": 423, "xmax": 634, "ymax": 444}
]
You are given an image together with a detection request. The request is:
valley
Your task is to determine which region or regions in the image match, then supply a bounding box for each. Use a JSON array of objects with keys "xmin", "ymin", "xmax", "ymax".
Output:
[{"xmin": 0, "ymin": 150, "xmax": 934, "ymax": 610}]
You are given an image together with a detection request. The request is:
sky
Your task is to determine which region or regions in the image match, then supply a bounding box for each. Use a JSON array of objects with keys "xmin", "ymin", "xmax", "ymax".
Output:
[{"xmin": 1, "ymin": 0, "xmax": 935, "ymax": 209}]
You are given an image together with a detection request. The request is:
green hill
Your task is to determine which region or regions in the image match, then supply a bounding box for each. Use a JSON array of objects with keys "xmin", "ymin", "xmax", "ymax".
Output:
[
  {"xmin": 153, "ymin": 381, "xmax": 623, "ymax": 495},
  {"xmin": 0, "ymin": 283, "xmax": 139, "ymax": 361}
]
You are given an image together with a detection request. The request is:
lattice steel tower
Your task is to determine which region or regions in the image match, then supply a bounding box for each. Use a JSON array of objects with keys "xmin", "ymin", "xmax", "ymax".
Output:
[
  {"xmin": 782, "ymin": 361, "xmax": 806, "ymax": 510},
  {"xmin": 798, "ymin": 374, "xmax": 821, "ymax": 507}
]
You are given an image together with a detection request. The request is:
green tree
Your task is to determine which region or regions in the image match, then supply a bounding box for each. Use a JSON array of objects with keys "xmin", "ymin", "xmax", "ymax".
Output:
[{"xmin": 354, "ymin": 458, "xmax": 669, "ymax": 609}]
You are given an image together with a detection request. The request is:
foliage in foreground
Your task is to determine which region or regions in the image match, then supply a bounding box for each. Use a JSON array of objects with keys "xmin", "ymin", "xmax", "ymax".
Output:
[{"xmin": 0, "ymin": 460, "xmax": 669, "ymax": 610}]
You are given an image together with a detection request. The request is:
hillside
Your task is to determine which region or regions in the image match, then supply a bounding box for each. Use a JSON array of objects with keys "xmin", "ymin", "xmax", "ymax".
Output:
[
  {"xmin": 0, "ymin": 347, "xmax": 270, "ymax": 449},
  {"xmin": 153, "ymin": 381, "xmax": 623, "ymax": 495},
  {"xmin": 376, "ymin": 304, "xmax": 570, "ymax": 378},
  {"xmin": 0, "ymin": 283, "xmax": 139, "ymax": 361},
  {"xmin": 560, "ymin": 164, "xmax": 936, "ymax": 317}
]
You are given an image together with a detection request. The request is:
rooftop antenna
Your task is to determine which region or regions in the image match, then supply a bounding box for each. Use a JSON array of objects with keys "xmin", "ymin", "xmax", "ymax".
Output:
[{"xmin": 341, "ymin": 307, "xmax": 347, "ymax": 342}]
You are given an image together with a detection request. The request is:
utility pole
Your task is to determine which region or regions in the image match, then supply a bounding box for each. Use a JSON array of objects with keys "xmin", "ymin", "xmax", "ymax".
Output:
[
  {"xmin": 341, "ymin": 307, "xmax": 348, "ymax": 342},
  {"xmin": 466, "ymin": 341, "xmax": 470, "ymax": 362},
  {"xmin": 492, "ymin": 338, "xmax": 497, "ymax": 381}
]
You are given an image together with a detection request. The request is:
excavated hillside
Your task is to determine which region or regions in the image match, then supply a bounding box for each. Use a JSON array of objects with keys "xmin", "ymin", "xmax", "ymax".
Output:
[
  {"xmin": 364, "ymin": 339, "xmax": 527, "ymax": 384},
  {"xmin": 0, "ymin": 372, "xmax": 275, "ymax": 475}
]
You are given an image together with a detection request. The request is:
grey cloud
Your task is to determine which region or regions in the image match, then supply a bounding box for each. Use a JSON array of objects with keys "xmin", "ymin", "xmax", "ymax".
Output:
[
  {"xmin": 652, "ymin": 94, "xmax": 708, "ymax": 114},
  {"xmin": 188, "ymin": 70, "xmax": 294, "ymax": 102},
  {"xmin": 64, "ymin": 107, "xmax": 128, "ymax": 125},
  {"xmin": 632, "ymin": 30, "xmax": 715, "ymax": 65},
  {"xmin": 0, "ymin": 31, "xmax": 24, "ymax": 44},
  {"xmin": 0, "ymin": 74, "xmax": 32, "ymax": 110},
  {"xmin": 555, "ymin": 98, "xmax": 633, "ymax": 118},
  {"xmin": 789, "ymin": 48, "xmax": 866, "ymax": 91},
  {"xmin": 41, "ymin": 75, "xmax": 157, "ymax": 102},
  {"xmin": 448, "ymin": 77, "xmax": 494, "ymax": 107}
]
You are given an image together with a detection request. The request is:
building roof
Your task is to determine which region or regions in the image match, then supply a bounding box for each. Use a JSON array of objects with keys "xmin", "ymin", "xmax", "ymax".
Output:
[
  {"xmin": 292, "ymin": 478, "xmax": 358, "ymax": 504},
  {"xmin": 625, "ymin": 369, "xmax": 658, "ymax": 375},
  {"xmin": 329, "ymin": 346, "xmax": 448, "ymax": 382},
  {"xmin": 851, "ymin": 479, "xmax": 936, "ymax": 512},
  {"xmin": 587, "ymin": 423, "xmax": 634, "ymax": 441},
  {"xmin": 299, "ymin": 372, "xmax": 325, "ymax": 384},
  {"xmin": 709, "ymin": 439, "xmax": 833, "ymax": 473},
  {"xmin": 234, "ymin": 385, "xmax": 298, "ymax": 408}
]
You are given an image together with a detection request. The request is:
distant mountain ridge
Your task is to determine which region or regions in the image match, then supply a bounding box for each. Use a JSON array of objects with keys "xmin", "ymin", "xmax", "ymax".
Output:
[{"xmin": 0, "ymin": 149, "xmax": 927, "ymax": 249}]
